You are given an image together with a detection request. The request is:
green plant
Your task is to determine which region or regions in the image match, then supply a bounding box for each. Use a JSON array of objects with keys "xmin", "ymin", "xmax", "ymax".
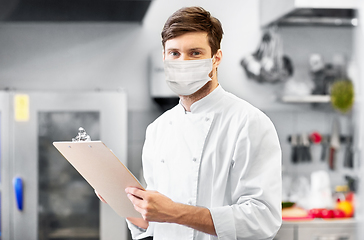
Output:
[{"xmin": 330, "ymin": 80, "xmax": 354, "ymax": 113}]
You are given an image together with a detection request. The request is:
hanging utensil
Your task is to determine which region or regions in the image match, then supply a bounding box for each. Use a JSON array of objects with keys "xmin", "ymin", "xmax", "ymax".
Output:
[
  {"xmin": 291, "ymin": 134, "xmax": 299, "ymax": 164},
  {"xmin": 301, "ymin": 133, "xmax": 312, "ymax": 162},
  {"xmin": 241, "ymin": 26, "xmax": 293, "ymax": 83},
  {"xmin": 343, "ymin": 136, "xmax": 354, "ymax": 168},
  {"xmin": 329, "ymin": 119, "xmax": 340, "ymax": 170},
  {"xmin": 320, "ymin": 135, "xmax": 329, "ymax": 162}
]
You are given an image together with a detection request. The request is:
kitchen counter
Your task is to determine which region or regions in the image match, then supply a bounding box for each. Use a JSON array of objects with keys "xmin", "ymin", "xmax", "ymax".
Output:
[{"xmin": 275, "ymin": 219, "xmax": 357, "ymax": 240}]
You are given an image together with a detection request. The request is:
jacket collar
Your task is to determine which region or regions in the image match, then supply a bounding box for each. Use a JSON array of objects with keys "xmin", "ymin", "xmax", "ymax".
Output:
[{"xmin": 177, "ymin": 85, "xmax": 224, "ymax": 114}]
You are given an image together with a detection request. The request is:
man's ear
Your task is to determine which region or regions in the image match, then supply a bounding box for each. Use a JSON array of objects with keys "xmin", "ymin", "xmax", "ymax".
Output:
[
  {"xmin": 213, "ymin": 49, "xmax": 223, "ymax": 68},
  {"xmin": 162, "ymin": 50, "xmax": 165, "ymax": 61}
]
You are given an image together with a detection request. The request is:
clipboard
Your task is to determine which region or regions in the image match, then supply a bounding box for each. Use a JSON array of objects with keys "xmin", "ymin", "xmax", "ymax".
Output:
[{"xmin": 53, "ymin": 141, "xmax": 144, "ymax": 218}]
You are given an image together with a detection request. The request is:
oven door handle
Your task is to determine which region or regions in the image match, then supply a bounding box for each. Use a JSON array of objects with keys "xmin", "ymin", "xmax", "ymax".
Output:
[{"xmin": 13, "ymin": 177, "xmax": 23, "ymax": 211}]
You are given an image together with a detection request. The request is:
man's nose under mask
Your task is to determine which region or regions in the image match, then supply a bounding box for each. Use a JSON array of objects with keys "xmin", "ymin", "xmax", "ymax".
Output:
[{"xmin": 164, "ymin": 58, "xmax": 214, "ymax": 96}]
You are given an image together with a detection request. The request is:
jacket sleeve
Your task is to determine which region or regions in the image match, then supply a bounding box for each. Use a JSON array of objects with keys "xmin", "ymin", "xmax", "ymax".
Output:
[
  {"xmin": 209, "ymin": 112, "xmax": 282, "ymax": 240},
  {"xmin": 126, "ymin": 124, "xmax": 156, "ymax": 239}
]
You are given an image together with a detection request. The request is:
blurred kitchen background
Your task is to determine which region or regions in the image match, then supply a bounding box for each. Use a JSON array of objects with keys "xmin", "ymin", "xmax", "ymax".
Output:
[{"xmin": 1, "ymin": 0, "xmax": 364, "ymax": 239}]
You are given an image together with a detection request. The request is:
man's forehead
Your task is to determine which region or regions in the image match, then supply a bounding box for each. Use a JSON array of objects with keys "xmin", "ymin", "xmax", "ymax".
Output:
[{"xmin": 165, "ymin": 32, "xmax": 210, "ymax": 49}]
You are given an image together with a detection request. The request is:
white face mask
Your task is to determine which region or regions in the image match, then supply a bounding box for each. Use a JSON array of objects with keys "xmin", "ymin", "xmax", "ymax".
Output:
[{"xmin": 164, "ymin": 58, "xmax": 214, "ymax": 96}]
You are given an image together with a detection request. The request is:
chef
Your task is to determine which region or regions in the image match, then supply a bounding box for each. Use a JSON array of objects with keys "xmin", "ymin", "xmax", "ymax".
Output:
[{"xmin": 100, "ymin": 6, "xmax": 282, "ymax": 240}]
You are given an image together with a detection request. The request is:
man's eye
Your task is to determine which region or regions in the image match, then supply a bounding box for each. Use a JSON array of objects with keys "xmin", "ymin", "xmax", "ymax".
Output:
[
  {"xmin": 170, "ymin": 52, "xmax": 180, "ymax": 57},
  {"xmin": 191, "ymin": 51, "xmax": 201, "ymax": 56}
]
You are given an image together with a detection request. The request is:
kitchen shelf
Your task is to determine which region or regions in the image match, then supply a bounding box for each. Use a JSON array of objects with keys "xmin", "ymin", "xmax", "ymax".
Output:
[{"xmin": 281, "ymin": 95, "xmax": 331, "ymax": 103}]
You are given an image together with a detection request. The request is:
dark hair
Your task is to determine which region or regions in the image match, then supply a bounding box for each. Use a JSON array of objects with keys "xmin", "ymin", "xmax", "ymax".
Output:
[{"xmin": 161, "ymin": 6, "xmax": 223, "ymax": 56}]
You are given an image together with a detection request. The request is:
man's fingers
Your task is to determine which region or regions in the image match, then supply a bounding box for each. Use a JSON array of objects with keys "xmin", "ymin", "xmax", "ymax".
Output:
[
  {"xmin": 127, "ymin": 193, "xmax": 148, "ymax": 217},
  {"xmin": 94, "ymin": 189, "xmax": 107, "ymax": 204},
  {"xmin": 132, "ymin": 202, "xmax": 146, "ymax": 216},
  {"xmin": 125, "ymin": 187, "xmax": 145, "ymax": 199},
  {"xmin": 127, "ymin": 193, "xmax": 144, "ymax": 207}
]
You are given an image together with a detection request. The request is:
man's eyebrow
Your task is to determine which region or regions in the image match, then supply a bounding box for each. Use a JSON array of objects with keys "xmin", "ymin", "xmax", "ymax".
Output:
[
  {"xmin": 165, "ymin": 48, "xmax": 179, "ymax": 51},
  {"xmin": 165, "ymin": 47, "xmax": 207, "ymax": 51},
  {"xmin": 189, "ymin": 48, "xmax": 206, "ymax": 51}
]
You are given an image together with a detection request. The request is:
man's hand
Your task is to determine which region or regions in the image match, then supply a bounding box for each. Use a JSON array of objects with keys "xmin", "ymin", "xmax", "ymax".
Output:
[
  {"xmin": 125, "ymin": 187, "xmax": 217, "ymax": 236},
  {"xmin": 125, "ymin": 187, "xmax": 178, "ymax": 223}
]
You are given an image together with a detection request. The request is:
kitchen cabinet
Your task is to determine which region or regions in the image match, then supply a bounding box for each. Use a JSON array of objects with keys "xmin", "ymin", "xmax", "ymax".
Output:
[
  {"xmin": 274, "ymin": 224, "xmax": 296, "ymax": 240},
  {"xmin": 260, "ymin": 0, "xmax": 357, "ymax": 27},
  {"xmin": 275, "ymin": 219, "xmax": 357, "ymax": 240}
]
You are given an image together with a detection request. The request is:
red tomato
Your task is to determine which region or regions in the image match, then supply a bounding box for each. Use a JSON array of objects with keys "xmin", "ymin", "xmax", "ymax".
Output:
[
  {"xmin": 309, "ymin": 208, "xmax": 323, "ymax": 218},
  {"xmin": 321, "ymin": 209, "xmax": 334, "ymax": 218},
  {"xmin": 333, "ymin": 209, "xmax": 346, "ymax": 218}
]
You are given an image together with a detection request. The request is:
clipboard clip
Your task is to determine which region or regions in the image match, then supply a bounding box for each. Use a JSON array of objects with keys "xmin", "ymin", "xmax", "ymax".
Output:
[{"xmin": 72, "ymin": 127, "xmax": 92, "ymax": 142}]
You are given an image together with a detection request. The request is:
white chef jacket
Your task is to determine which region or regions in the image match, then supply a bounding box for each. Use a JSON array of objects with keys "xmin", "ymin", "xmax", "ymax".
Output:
[{"xmin": 127, "ymin": 85, "xmax": 282, "ymax": 240}]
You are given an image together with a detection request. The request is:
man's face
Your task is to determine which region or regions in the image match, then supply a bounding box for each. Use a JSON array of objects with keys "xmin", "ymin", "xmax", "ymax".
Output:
[{"xmin": 163, "ymin": 32, "xmax": 212, "ymax": 61}]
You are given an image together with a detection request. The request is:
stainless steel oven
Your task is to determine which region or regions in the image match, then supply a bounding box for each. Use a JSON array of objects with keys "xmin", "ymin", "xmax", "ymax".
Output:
[{"xmin": 0, "ymin": 90, "xmax": 128, "ymax": 240}]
